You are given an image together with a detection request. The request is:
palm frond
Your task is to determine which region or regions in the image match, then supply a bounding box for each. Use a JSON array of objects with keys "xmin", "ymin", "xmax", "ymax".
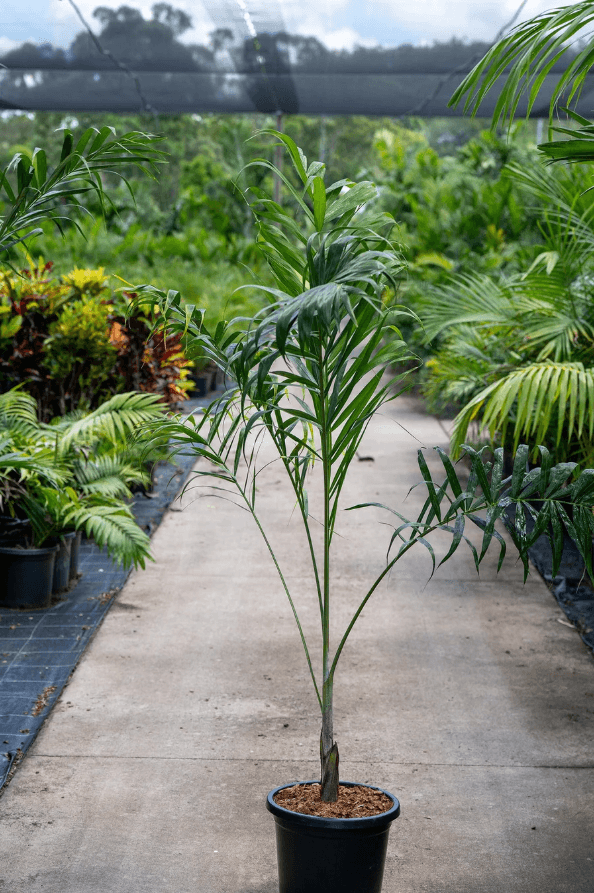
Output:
[
  {"xmin": 72, "ymin": 454, "xmax": 145, "ymax": 498},
  {"xmin": 57, "ymin": 392, "xmax": 167, "ymax": 452},
  {"xmin": 355, "ymin": 444, "xmax": 594, "ymax": 585},
  {"xmin": 423, "ymin": 335, "xmax": 498, "ymax": 410},
  {"xmin": 0, "ymin": 127, "xmax": 165, "ymax": 257},
  {"xmin": 419, "ymin": 273, "xmax": 517, "ymax": 343},
  {"xmin": 0, "ymin": 445, "xmax": 66, "ymax": 488},
  {"xmin": 511, "ymin": 281, "xmax": 594, "ymax": 360},
  {"xmin": 420, "ymin": 260, "xmax": 594, "ymax": 364},
  {"xmin": 64, "ymin": 499, "xmax": 152, "ymax": 570},
  {"xmin": 539, "ymin": 111, "xmax": 594, "ymax": 163},
  {"xmin": 450, "ymin": 361, "xmax": 594, "ymax": 458},
  {"xmin": 450, "ymin": 2, "xmax": 594, "ymax": 127},
  {"xmin": 0, "ymin": 388, "xmax": 40, "ymax": 439}
]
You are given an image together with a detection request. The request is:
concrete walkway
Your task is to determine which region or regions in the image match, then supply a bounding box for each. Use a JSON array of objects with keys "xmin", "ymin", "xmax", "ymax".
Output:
[{"xmin": 1, "ymin": 395, "xmax": 593, "ymax": 893}]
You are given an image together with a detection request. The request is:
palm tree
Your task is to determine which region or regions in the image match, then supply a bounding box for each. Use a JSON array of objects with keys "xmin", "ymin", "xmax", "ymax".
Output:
[
  {"xmin": 0, "ymin": 125, "xmax": 164, "ymax": 259},
  {"xmin": 438, "ymin": 5, "xmax": 594, "ymax": 461},
  {"xmin": 129, "ymin": 133, "xmax": 594, "ymax": 810}
]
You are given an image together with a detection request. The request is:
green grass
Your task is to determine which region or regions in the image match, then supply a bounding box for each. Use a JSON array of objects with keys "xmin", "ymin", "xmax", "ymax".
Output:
[{"xmin": 29, "ymin": 219, "xmax": 273, "ymax": 327}]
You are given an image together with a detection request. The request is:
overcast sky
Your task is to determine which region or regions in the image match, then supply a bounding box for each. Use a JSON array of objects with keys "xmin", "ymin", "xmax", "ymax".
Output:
[{"xmin": 0, "ymin": 0, "xmax": 556, "ymax": 56}]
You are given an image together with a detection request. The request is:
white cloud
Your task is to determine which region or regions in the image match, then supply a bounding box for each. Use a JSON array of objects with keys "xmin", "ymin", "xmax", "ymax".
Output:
[
  {"xmin": 3, "ymin": 0, "xmax": 571, "ymax": 55},
  {"xmin": 320, "ymin": 27, "xmax": 378, "ymax": 51},
  {"xmin": 278, "ymin": 0, "xmax": 374, "ymax": 51},
  {"xmin": 371, "ymin": 0, "xmax": 557, "ymax": 43},
  {"xmin": 284, "ymin": 20, "xmax": 378, "ymax": 52},
  {"xmin": 0, "ymin": 36, "xmax": 22, "ymax": 55}
]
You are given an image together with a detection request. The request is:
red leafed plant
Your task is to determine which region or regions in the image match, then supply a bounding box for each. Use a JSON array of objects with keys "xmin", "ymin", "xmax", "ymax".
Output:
[{"xmin": 110, "ymin": 295, "xmax": 191, "ymax": 406}]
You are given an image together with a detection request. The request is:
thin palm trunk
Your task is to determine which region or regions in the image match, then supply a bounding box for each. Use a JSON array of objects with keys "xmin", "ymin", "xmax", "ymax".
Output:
[{"xmin": 319, "ymin": 349, "xmax": 339, "ymax": 801}]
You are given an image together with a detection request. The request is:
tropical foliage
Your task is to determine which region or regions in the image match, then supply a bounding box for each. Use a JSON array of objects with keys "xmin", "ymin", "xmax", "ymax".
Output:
[
  {"xmin": 0, "ymin": 111, "xmax": 504, "ymax": 335},
  {"xmin": 419, "ymin": 155, "xmax": 594, "ymax": 463},
  {"xmin": 0, "ymin": 260, "xmax": 192, "ymax": 417},
  {"xmin": 0, "ymin": 387, "xmax": 166, "ymax": 567},
  {"xmin": 421, "ymin": 2, "xmax": 594, "ymax": 463},
  {"xmin": 375, "ymin": 126, "xmax": 538, "ymax": 280},
  {"xmin": 365, "ymin": 443, "xmax": 594, "ymax": 585},
  {"xmin": 129, "ymin": 131, "xmax": 414, "ymax": 802},
  {"xmin": 0, "ymin": 125, "xmax": 164, "ymax": 259},
  {"xmin": 451, "ymin": 2, "xmax": 594, "ymax": 162}
]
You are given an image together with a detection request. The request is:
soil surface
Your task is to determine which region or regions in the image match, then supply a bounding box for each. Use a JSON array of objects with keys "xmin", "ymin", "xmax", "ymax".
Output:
[{"xmin": 274, "ymin": 783, "xmax": 393, "ymax": 818}]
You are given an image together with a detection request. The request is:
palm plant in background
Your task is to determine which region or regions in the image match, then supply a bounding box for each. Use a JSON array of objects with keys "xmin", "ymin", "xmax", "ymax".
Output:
[
  {"xmin": 420, "ymin": 159, "xmax": 594, "ymax": 464},
  {"xmin": 0, "ymin": 388, "xmax": 167, "ymax": 568},
  {"xmin": 130, "ymin": 133, "xmax": 594, "ymax": 805},
  {"xmin": 0, "ymin": 125, "xmax": 165, "ymax": 260},
  {"xmin": 429, "ymin": 3, "xmax": 594, "ymax": 466}
]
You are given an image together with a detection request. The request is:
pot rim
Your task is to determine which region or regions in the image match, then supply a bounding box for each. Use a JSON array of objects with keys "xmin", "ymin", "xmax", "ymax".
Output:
[
  {"xmin": 0, "ymin": 543, "xmax": 60, "ymax": 555},
  {"xmin": 59, "ymin": 530, "xmax": 77, "ymax": 541},
  {"xmin": 266, "ymin": 780, "xmax": 400, "ymax": 831}
]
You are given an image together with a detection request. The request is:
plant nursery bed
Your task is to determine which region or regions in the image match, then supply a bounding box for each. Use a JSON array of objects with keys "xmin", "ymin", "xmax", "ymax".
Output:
[{"xmin": 0, "ymin": 397, "xmax": 209, "ymax": 792}]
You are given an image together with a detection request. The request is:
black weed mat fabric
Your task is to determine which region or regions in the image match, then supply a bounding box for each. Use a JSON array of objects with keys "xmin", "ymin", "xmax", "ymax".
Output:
[
  {"xmin": 527, "ymin": 538, "xmax": 594, "ymax": 655},
  {"xmin": 502, "ymin": 503, "xmax": 594, "ymax": 656},
  {"xmin": 0, "ymin": 398, "xmax": 208, "ymax": 790}
]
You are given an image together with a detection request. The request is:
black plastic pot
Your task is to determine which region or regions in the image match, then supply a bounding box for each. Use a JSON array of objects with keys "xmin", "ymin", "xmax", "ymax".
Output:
[
  {"xmin": 266, "ymin": 781, "xmax": 400, "ymax": 893},
  {"xmin": 0, "ymin": 543, "xmax": 60, "ymax": 609},
  {"xmin": 52, "ymin": 532, "xmax": 76, "ymax": 593},
  {"xmin": 69, "ymin": 529, "xmax": 83, "ymax": 581},
  {"xmin": 187, "ymin": 372, "xmax": 208, "ymax": 397}
]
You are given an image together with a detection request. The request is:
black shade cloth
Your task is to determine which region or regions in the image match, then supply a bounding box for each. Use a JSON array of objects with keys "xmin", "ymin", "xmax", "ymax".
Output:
[
  {"xmin": 2, "ymin": 69, "xmax": 581, "ymax": 116},
  {"xmin": 0, "ymin": 1, "xmax": 585, "ymax": 115}
]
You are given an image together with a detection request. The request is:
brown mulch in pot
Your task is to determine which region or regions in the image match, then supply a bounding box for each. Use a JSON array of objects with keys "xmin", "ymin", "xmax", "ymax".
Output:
[{"xmin": 274, "ymin": 783, "xmax": 393, "ymax": 818}]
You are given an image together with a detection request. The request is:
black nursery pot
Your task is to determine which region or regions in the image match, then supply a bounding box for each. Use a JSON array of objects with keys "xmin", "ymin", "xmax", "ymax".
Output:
[
  {"xmin": 0, "ymin": 543, "xmax": 59, "ymax": 609},
  {"xmin": 266, "ymin": 781, "xmax": 400, "ymax": 893},
  {"xmin": 52, "ymin": 532, "xmax": 76, "ymax": 593},
  {"xmin": 69, "ymin": 530, "xmax": 83, "ymax": 581},
  {"xmin": 188, "ymin": 373, "xmax": 208, "ymax": 397}
]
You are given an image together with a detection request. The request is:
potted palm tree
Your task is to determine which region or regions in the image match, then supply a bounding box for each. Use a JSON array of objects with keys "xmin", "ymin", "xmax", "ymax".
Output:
[{"xmin": 132, "ymin": 133, "xmax": 594, "ymax": 893}]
